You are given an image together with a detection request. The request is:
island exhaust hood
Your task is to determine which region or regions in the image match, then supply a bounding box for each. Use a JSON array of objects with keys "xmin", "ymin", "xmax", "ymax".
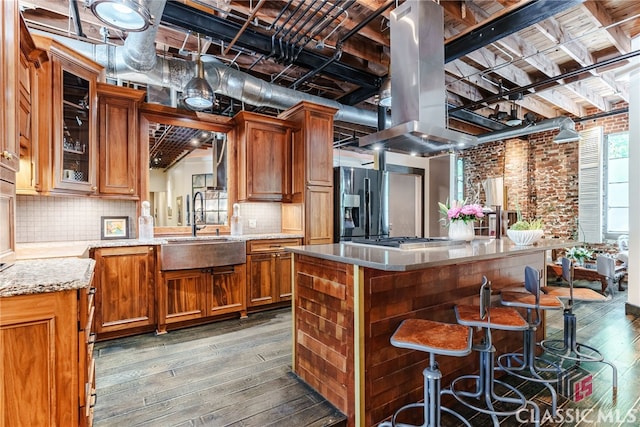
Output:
[{"xmin": 359, "ymin": 0, "xmax": 477, "ymax": 154}]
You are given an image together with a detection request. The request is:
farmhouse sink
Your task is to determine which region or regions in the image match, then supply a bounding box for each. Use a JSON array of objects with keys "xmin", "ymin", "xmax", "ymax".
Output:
[{"xmin": 159, "ymin": 239, "xmax": 246, "ymax": 271}]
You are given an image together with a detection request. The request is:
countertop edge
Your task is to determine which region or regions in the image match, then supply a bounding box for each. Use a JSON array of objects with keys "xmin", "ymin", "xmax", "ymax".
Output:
[
  {"xmin": 287, "ymin": 239, "xmax": 571, "ymax": 271},
  {"xmin": 0, "ymin": 258, "xmax": 96, "ymax": 297}
]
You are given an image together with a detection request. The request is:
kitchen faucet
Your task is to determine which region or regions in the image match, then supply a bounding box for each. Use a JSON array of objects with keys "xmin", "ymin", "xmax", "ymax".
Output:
[{"xmin": 192, "ymin": 191, "xmax": 206, "ymax": 237}]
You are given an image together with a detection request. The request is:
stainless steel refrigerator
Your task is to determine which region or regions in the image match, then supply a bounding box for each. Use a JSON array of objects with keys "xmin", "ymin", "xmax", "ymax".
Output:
[{"xmin": 334, "ymin": 167, "xmax": 388, "ymax": 241}]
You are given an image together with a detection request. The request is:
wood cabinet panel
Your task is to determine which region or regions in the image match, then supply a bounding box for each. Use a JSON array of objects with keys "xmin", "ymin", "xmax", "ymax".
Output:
[
  {"xmin": 165, "ymin": 270, "xmax": 207, "ymax": 323},
  {"xmin": 97, "ymin": 84, "xmax": 144, "ymax": 197},
  {"xmin": 279, "ymin": 102, "xmax": 336, "ymax": 244},
  {"xmin": 92, "ymin": 246, "xmax": 155, "ymax": 339},
  {"xmin": 305, "ymin": 185, "xmax": 333, "ymax": 245},
  {"xmin": 248, "ymin": 252, "xmax": 276, "ymax": 306},
  {"xmin": 0, "ymin": 0, "xmax": 19, "ymax": 173},
  {"xmin": 233, "ymin": 111, "xmax": 293, "ymax": 202},
  {"xmin": 0, "ymin": 175, "xmax": 16, "ymax": 266},
  {"xmin": 209, "ymin": 264, "xmax": 246, "ymax": 316},
  {"xmin": 246, "ymin": 238, "xmax": 301, "ymax": 309},
  {"xmin": 0, "ymin": 288, "xmax": 91, "ymax": 427}
]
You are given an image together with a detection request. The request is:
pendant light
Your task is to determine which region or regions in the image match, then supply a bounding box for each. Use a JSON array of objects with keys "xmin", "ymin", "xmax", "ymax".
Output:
[
  {"xmin": 182, "ymin": 33, "xmax": 215, "ymax": 111},
  {"xmin": 89, "ymin": 0, "xmax": 153, "ymax": 32}
]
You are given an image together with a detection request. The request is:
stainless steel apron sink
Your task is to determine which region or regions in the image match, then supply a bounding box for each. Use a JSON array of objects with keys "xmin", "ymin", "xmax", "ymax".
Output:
[{"xmin": 159, "ymin": 239, "xmax": 246, "ymax": 270}]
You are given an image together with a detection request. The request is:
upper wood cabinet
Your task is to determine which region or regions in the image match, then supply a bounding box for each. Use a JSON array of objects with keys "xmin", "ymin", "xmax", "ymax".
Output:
[
  {"xmin": 279, "ymin": 102, "xmax": 337, "ymax": 244},
  {"xmin": 97, "ymin": 84, "xmax": 145, "ymax": 198},
  {"xmin": 0, "ymin": 0, "xmax": 19, "ymax": 173},
  {"xmin": 233, "ymin": 111, "xmax": 294, "ymax": 202},
  {"xmin": 32, "ymin": 35, "xmax": 103, "ymax": 195}
]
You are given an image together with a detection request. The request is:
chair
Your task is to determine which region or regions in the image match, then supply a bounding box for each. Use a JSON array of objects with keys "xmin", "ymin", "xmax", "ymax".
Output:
[
  {"xmin": 499, "ymin": 266, "xmax": 564, "ymax": 415},
  {"xmin": 596, "ymin": 255, "xmax": 619, "ymax": 294},
  {"xmin": 450, "ymin": 277, "xmax": 540, "ymax": 427},
  {"xmin": 380, "ymin": 318, "xmax": 473, "ymax": 427},
  {"xmin": 541, "ymin": 257, "xmax": 617, "ymax": 390}
]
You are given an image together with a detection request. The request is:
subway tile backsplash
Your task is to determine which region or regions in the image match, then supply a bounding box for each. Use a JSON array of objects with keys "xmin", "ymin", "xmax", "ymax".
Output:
[
  {"xmin": 16, "ymin": 197, "xmax": 283, "ymax": 243},
  {"xmin": 16, "ymin": 195, "xmax": 137, "ymax": 243}
]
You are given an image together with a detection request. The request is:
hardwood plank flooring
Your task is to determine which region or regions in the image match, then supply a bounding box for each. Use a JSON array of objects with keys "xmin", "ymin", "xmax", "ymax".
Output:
[{"xmin": 94, "ymin": 287, "xmax": 638, "ymax": 426}]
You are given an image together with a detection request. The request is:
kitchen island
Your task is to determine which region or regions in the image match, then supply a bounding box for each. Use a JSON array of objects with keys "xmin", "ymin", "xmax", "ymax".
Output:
[{"xmin": 287, "ymin": 237, "xmax": 568, "ymax": 427}]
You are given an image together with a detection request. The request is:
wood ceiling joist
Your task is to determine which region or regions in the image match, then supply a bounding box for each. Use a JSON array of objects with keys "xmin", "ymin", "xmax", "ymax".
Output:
[
  {"xmin": 534, "ymin": 16, "xmax": 629, "ymax": 104},
  {"xmin": 581, "ymin": 0, "xmax": 631, "ymax": 54}
]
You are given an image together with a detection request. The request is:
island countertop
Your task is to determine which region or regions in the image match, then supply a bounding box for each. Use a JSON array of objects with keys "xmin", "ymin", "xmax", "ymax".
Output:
[{"xmin": 286, "ymin": 237, "xmax": 570, "ymax": 271}]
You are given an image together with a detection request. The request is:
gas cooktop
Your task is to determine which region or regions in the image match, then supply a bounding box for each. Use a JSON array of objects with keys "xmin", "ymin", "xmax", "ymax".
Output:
[{"xmin": 349, "ymin": 236, "xmax": 464, "ymax": 250}]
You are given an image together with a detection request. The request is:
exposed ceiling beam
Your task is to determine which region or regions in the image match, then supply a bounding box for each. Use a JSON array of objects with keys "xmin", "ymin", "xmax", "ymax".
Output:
[
  {"xmin": 161, "ymin": 1, "xmax": 382, "ymax": 89},
  {"xmin": 581, "ymin": 0, "xmax": 631, "ymax": 54},
  {"xmin": 535, "ymin": 16, "xmax": 629, "ymax": 102},
  {"xmin": 445, "ymin": 0, "xmax": 585, "ymax": 61}
]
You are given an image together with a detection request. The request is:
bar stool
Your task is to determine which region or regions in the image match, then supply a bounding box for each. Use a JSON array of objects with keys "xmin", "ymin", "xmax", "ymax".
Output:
[
  {"xmin": 596, "ymin": 254, "xmax": 619, "ymax": 295},
  {"xmin": 498, "ymin": 266, "xmax": 564, "ymax": 415},
  {"xmin": 450, "ymin": 277, "xmax": 540, "ymax": 427},
  {"xmin": 541, "ymin": 257, "xmax": 617, "ymax": 390},
  {"xmin": 380, "ymin": 318, "xmax": 473, "ymax": 427}
]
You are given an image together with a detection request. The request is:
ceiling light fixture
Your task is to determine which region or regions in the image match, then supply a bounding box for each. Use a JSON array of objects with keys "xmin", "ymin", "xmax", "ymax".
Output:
[
  {"xmin": 182, "ymin": 33, "xmax": 215, "ymax": 111},
  {"xmin": 88, "ymin": 0, "xmax": 153, "ymax": 32}
]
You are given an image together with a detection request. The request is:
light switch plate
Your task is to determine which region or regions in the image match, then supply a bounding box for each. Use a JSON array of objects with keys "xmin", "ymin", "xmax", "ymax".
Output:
[{"xmin": 248, "ymin": 219, "xmax": 257, "ymax": 228}]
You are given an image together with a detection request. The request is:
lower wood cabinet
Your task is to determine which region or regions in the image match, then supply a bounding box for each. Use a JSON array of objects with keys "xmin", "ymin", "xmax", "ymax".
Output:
[
  {"xmin": 158, "ymin": 264, "xmax": 246, "ymax": 333},
  {"xmin": 0, "ymin": 285, "xmax": 95, "ymax": 427},
  {"xmin": 91, "ymin": 245, "xmax": 155, "ymax": 340},
  {"xmin": 247, "ymin": 238, "xmax": 302, "ymax": 309}
]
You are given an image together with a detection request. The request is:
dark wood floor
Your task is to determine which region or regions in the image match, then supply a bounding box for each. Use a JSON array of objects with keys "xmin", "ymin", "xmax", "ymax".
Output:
[{"xmin": 94, "ymin": 285, "xmax": 638, "ymax": 427}]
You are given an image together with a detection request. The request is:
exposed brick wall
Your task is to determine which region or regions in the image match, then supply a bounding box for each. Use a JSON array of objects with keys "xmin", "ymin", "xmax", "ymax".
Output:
[{"xmin": 459, "ymin": 102, "xmax": 629, "ymax": 240}]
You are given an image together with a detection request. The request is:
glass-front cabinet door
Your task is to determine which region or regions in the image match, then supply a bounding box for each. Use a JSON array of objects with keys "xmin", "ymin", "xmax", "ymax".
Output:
[{"xmin": 52, "ymin": 56, "xmax": 98, "ymax": 193}]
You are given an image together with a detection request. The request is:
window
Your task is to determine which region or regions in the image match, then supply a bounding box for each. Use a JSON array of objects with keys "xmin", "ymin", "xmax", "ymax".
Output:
[
  {"xmin": 455, "ymin": 157, "xmax": 464, "ymax": 201},
  {"xmin": 605, "ymin": 132, "xmax": 629, "ymax": 236},
  {"xmin": 192, "ymin": 173, "xmax": 228, "ymax": 225}
]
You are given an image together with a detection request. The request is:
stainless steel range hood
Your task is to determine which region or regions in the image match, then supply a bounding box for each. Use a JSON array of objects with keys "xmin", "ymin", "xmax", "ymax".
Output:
[{"xmin": 359, "ymin": 0, "xmax": 477, "ymax": 154}]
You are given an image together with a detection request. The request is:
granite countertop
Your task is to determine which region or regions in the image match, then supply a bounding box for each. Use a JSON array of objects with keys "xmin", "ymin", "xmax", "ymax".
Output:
[
  {"xmin": 286, "ymin": 238, "xmax": 571, "ymax": 272},
  {"xmin": 15, "ymin": 233, "xmax": 304, "ymax": 260},
  {"xmin": 0, "ymin": 258, "xmax": 96, "ymax": 297}
]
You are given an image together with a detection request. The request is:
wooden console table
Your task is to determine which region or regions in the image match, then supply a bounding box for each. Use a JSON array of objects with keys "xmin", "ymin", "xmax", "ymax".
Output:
[{"xmin": 547, "ymin": 262, "xmax": 626, "ymax": 293}]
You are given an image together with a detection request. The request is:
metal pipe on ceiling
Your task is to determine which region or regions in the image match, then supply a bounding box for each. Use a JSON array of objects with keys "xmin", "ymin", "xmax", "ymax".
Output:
[
  {"xmin": 222, "ymin": 0, "xmax": 266, "ymax": 56},
  {"xmin": 452, "ymin": 49, "xmax": 640, "ymax": 113}
]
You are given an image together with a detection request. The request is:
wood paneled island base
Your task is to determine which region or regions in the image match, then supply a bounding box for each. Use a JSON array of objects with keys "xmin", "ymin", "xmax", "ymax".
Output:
[{"xmin": 288, "ymin": 239, "xmax": 568, "ymax": 426}]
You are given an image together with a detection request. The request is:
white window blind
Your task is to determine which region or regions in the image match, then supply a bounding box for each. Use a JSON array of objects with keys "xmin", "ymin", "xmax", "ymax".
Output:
[{"xmin": 578, "ymin": 126, "xmax": 603, "ymax": 243}]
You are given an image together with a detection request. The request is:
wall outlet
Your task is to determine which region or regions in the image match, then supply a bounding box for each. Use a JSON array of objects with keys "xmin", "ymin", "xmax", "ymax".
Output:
[{"xmin": 248, "ymin": 219, "xmax": 257, "ymax": 228}]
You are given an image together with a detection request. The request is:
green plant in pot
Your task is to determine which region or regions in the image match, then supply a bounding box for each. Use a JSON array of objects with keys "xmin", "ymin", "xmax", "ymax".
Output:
[
  {"xmin": 565, "ymin": 246, "xmax": 593, "ymax": 266},
  {"xmin": 507, "ymin": 201, "xmax": 544, "ymax": 246}
]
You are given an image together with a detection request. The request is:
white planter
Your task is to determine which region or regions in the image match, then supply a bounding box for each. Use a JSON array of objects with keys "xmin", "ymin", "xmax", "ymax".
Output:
[
  {"xmin": 448, "ymin": 221, "xmax": 475, "ymax": 242},
  {"xmin": 507, "ymin": 229, "xmax": 543, "ymax": 246}
]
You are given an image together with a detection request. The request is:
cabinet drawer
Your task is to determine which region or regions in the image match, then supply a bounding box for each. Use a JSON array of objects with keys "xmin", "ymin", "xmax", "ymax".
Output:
[{"xmin": 247, "ymin": 238, "xmax": 302, "ymax": 254}]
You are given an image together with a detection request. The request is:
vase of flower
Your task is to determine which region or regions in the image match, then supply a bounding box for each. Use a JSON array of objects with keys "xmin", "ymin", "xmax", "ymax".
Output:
[
  {"xmin": 448, "ymin": 220, "xmax": 475, "ymax": 241},
  {"xmin": 439, "ymin": 200, "xmax": 484, "ymax": 242}
]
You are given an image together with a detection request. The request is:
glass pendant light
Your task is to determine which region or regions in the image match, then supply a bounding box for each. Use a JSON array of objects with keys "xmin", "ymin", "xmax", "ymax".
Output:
[{"xmin": 89, "ymin": 0, "xmax": 153, "ymax": 32}]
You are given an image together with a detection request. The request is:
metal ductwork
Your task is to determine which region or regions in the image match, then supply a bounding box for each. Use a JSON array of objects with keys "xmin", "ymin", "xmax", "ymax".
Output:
[
  {"xmin": 35, "ymin": 11, "xmax": 578, "ymax": 148},
  {"xmin": 121, "ymin": 0, "xmax": 166, "ymax": 72},
  {"xmin": 35, "ymin": 29, "xmax": 381, "ymax": 129},
  {"xmin": 358, "ymin": 0, "xmax": 478, "ymax": 155},
  {"xmin": 475, "ymin": 116, "xmax": 579, "ymax": 145}
]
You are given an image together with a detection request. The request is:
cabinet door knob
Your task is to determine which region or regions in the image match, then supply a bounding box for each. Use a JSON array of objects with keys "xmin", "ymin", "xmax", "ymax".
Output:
[
  {"xmin": 1, "ymin": 151, "xmax": 13, "ymax": 160},
  {"xmin": 91, "ymin": 186, "xmax": 97, "ymax": 191},
  {"xmin": 130, "ymin": 188, "xmax": 134, "ymax": 193}
]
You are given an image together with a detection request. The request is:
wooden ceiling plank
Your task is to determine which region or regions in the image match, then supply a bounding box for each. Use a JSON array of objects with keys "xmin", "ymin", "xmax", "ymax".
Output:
[
  {"xmin": 581, "ymin": 0, "xmax": 631, "ymax": 54},
  {"xmin": 496, "ymin": 32, "xmax": 608, "ymax": 111},
  {"xmin": 535, "ymin": 17, "xmax": 628, "ymax": 105},
  {"xmin": 445, "ymin": 60, "xmax": 557, "ymax": 118},
  {"xmin": 463, "ymin": 48, "xmax": 583, "ymax": 117}
]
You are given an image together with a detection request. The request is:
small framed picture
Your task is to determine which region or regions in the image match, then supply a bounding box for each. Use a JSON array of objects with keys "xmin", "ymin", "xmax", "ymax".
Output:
[{"xmin": 101, "ymin": 216, "xmax": 130, "ymax": 240}]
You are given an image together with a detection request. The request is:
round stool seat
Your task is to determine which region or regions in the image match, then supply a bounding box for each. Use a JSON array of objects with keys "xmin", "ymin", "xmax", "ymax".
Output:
[
  {"xmin": 501, "ymin": 291, "xmax": 564, "ymax": 309},
  {"xmin": 391, "ymin": 318, "xmax": 472, "ymax": 356}
]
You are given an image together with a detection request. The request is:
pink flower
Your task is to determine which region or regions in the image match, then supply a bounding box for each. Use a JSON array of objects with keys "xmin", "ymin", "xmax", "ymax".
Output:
[{"xmin": 448, "ymin": 207, "xmax": 462, "ymax": 220}]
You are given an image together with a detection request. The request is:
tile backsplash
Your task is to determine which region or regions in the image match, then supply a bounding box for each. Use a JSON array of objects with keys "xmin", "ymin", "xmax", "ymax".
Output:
[
  {"xmin": 16, "ymin": 197, "xmax": 283, "ymax": 243},
  {"xmin": 237, "ymin": 202, "xmax": 282, "ymax": 234},
  {"xmin": 16, "ymin": 195, "xmax": 137, "ymax": 243}
]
